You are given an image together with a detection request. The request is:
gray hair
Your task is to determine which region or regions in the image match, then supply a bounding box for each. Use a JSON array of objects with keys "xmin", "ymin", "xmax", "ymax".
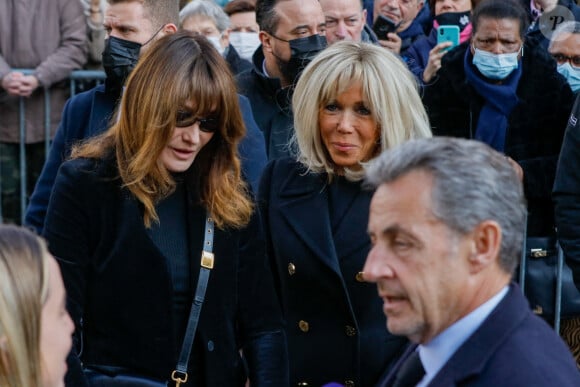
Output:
[
  {"xmin": 179, "ymin": 0, "xmax": 230, "ymax": 32},
  {"xmin": 365, "ymin": 137, "xmax": 526, "ymax": 274},
  {"xmin": 549, "ymin": 21, "xmax": 580, "ymax": 48},
  {"xmin": 292, "ymin": 41, "xmax": 432, "ymax": 182}
]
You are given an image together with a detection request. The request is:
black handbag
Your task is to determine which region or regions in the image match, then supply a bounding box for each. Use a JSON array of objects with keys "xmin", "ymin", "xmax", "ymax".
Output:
[
  {"xmin": 520, "ymin": 236, "xmax": 580, "ymax": 331},
  {"xmin": 85, "ymin": 216, "xmax": 215, "ymax": 387}
]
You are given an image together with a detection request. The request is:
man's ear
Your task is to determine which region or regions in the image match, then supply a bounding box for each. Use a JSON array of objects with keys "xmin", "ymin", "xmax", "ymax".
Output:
[
  {"xmin": 163, "ymin": 23, "xmax": 178, "ymax": 35},
  {"xmin": 260, "ymin": 30, "xmax": 273, "ymax": 53},
  {"xmin": 467, "ymin": 220, "xmax": 502, "ymax": 274}
]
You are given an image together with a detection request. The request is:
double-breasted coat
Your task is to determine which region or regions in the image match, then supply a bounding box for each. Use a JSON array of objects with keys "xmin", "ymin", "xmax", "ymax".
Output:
[{"xmin": 259, "ymin": 158, "xmax": 408, "ymax": 387}]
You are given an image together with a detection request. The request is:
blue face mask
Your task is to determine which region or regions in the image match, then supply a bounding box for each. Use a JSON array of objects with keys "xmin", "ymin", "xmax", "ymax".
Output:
[
  {"xmin": 557, "ymin": 62, "xmax": 580, "ymax": 93},
  {"xmin": 472, "ymin": 45, "xmax": 522, "ymax": 80}
]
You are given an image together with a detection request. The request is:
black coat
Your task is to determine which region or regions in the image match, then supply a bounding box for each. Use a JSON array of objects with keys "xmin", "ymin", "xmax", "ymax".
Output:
[
  {"xmin": 225, "ymin": 44, "xmax": 252, "ymax": 75},
  {"xmin": 43, "ymin": 156, "xmax": 288, "ymax": 386},
  {"xmin": 554, "ymin": 95, "xmax": 580, "ymax": 290},
  {"xmin": 236, "ymin": 47, "xmax": 295, "ymax": 160},
  {"xmin": 258, "ymin": 158, "xmax": 408, "ymax": 387},
  {"xmin": 422, "ymin": 41, "xmax": 574, "ymax": 236}
]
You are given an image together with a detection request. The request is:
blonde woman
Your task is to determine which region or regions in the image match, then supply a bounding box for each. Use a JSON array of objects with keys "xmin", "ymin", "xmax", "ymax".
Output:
[
  {"xmin": 258, "ymin": 40, "xmax": 432, "ymax": 386},
  {"xmin": 0, "ymin": 225, "xmax": 74, "ymax": 387}
]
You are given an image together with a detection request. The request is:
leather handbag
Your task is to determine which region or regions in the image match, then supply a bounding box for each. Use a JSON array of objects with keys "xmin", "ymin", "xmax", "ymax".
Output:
[
  {"xmin": 85, "ymin": 216, "xmax": 215, "ymax": 387},
  {"xmin": 520, "ymin": 236, "xmax": 580, "ymax": 331}
]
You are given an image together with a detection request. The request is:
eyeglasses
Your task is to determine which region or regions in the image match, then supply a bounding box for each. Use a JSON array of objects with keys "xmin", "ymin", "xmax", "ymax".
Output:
[
  {"xmin": 175, "ymin": 110, "xmax": 220, "ymax": 133},
  {"xmin": 552, "ymin": 53, "xmax": 580, "ymax": 68}
]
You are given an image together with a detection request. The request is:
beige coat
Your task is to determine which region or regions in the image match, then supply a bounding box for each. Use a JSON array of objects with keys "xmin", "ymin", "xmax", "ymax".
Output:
[{"xmin": 0, "ymin": 0, "xmax": 87, "ymax": 143}]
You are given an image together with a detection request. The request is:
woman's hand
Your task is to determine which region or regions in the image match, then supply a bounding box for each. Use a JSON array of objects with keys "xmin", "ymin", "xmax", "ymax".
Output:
[{"xmin": 423, "ymin": 41, "xmax": 453, "ymax": 83}]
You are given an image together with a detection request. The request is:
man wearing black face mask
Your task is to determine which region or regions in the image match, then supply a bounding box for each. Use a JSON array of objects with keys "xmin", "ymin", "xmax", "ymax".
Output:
[
  {"xmin": 237, "ymin": 0, "xmax": 328, "ymax": 160},
  {"xmin": 26, "ymin": 0, "xmax": 269, "ymax": 238}
]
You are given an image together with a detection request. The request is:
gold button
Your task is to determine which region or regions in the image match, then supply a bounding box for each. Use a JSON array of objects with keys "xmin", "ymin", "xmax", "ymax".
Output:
[
  {"xmin": 355, "ymin": 271, "xmax": 365, "ymax": 282},
  {"xmin": 344, "ymin": 380, "xmax": 355, "ymax": 387},
  {"xmin": 345, "ymin": 325, "xmax": 356, "ymax": 336},
  {"xmin": 288, "ymin": 263, "xmax": 296, "ymax": 275},
  {"xmin": 298, "ymin": 320, "xmax": 309, "ymax": 332}
]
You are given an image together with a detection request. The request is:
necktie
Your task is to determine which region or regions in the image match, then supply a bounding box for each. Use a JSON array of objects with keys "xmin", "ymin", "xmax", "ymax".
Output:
[{"xmin": 393, "ymin": 350, "xmax": 425, "ymax": 387}]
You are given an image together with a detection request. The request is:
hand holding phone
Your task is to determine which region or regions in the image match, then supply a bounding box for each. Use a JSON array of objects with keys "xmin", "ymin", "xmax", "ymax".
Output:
[
  {"xmin": 372, "ymin": 15, "xmax": 400, "ymax": 41},
  {"xmin": 437, "ymin": 25, "xmax": 460, "ymax": 52}
]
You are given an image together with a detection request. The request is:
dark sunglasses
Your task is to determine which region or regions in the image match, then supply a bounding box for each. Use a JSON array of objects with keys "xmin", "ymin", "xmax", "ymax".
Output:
[
  {"xmin": 175, "ymin": 110, "xmax": 220, "ymax": 133},
  {"xmin": 552, "ymin": 53, "xmax": 580, "ymax": 68}
]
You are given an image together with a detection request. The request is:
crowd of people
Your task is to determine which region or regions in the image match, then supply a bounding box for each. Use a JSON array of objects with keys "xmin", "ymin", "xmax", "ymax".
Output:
[{"xmin": 3, "ymin": 0, "xmax": 580, "ymax": 386}]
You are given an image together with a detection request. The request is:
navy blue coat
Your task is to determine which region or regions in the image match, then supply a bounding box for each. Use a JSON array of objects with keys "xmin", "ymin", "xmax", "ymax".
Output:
[
  {"xmin": 403, "ymin": 28, "xmax": 437, "ymax": 83},
  {"xmin": 376, "ymin": 284, "xmax": 580, "ymax": 386},
  {"xmin": 43, "ymin": 155, "xmax": 288, "ymax": 386},
  {"xmin": 258, "ymin": 158, "xmax": 408, "ymax": 387},
  {"xmin": 25, "ymin": 85, "xmax": 268, "ymax": 233},
  {"xmin": 237, "ymin": 47, "xmax": 295, "ymax": 160}
]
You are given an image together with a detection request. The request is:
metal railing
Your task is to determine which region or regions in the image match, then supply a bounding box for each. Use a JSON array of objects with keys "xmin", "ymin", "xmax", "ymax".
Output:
[{"xmin": 0, "ymin": 69, "xmax": 106, "ymax": 225}]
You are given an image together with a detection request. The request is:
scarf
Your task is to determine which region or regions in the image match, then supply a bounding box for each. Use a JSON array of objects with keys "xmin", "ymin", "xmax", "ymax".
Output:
[{"xmin": 463, "ymin": 49, "xmax": 522, "ymax": 152}]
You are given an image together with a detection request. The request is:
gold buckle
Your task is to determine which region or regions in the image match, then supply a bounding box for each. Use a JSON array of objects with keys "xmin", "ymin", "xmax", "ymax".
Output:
[
  {"xmin": 530, "ymin": 248, "xmax": 547, "ymax": 258},
  {"xmin": 201, "ymin": 251, "xmax": 214, "ymax": 269},
  {"xmin": 171, "ymin": 370, "xmax": 188, "ymax": 386}
]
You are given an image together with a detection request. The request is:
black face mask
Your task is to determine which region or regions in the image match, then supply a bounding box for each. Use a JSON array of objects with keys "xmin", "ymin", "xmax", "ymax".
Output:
[
  {"xmin": 434, "ymin": 11, "xmax": 471, "ymax": 32},
  {"xmin": 102, "ymin": 36, "xmax": 142, "ymax": 96},
  {"xmin": 275, "ymin": 34, "xmax": 327, "ymax": 86}
]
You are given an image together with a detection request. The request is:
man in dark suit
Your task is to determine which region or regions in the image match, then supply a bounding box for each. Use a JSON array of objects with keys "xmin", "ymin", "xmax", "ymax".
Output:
[
  {"xmin": 363, "ymin": 137, "xmax": 580, "ymax": 386},
  {"xmin": 25, "ymin": 0, "xmax": 267, "ymax": 234}
]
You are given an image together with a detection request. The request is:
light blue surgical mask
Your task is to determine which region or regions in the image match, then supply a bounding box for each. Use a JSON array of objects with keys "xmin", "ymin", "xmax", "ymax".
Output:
[
  {"xmin": 557, "ymin": 62, "xmax": 580, "ymax": 93},
  {"xmin": 472, "ymin": 45, "xmax": 522, "ymax": 80}
]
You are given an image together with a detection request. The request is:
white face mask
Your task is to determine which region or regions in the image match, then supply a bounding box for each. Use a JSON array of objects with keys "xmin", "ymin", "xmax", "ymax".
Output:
[
  {"xmin": 207, "ymin": 36, "xmax": 226, "ymax": 56},
  {"xmin": 228, "ymin": 32, "xmax": 260, "ymax": 61}
]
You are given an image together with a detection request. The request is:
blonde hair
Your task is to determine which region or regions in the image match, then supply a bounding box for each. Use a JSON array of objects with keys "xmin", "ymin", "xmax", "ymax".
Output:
[
  {"xmin": 292, "ymin": 41, "xmax": 432, "ymax": 181},
  {"xmin": 72, "ymin": 31, "xmax": 253, "ymax": 228},
  {"xmin": 0, "ymin": 225, "xmax": 50, "ymax": 387}
]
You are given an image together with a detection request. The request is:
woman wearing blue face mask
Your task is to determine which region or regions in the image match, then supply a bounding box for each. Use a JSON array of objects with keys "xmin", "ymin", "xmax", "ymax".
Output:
[
  {"xmin": 422, "ymin": 0, "xmax": 574, "ymax": 240},
  {"xmin": 549, "ymin": 21, "xmax": 580, "ymax": 94}
]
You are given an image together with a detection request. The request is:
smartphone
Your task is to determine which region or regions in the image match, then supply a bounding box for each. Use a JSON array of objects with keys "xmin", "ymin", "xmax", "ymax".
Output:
[
  {"xmin": 372, "ymin": 15, "xmax": 400, "ymax": 40},
  {"xmin": 437, "ymin": 25, "xmax": 460, "ymax": 52}
]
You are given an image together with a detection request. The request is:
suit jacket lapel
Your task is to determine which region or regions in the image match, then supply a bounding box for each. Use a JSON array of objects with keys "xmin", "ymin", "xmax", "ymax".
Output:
[{"xmin": 277, "ymin": 171, "xmax": 342, "ymax": 276}]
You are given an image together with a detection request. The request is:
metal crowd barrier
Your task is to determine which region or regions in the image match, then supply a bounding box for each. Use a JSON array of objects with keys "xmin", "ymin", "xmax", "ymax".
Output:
[{"xmin": 0, "ymin": 69, "xmax": 106, "ymax": 225}]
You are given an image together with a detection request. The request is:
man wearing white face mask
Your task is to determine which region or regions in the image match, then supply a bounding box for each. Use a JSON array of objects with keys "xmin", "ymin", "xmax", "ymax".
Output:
[
  {"xmin": 224, "ymin": 0, "xmax": 262, "ymax": 62},
  {"xmin": 423, "ymin": 0, "xmax": 574, "ymax": 242},
  {"xmin": 180, "ymin": 0, "xmax": 252, "ymax": 75},
  {"xmin": 549, "ymin": 21, "xmax": 580, "ymax": 94}
]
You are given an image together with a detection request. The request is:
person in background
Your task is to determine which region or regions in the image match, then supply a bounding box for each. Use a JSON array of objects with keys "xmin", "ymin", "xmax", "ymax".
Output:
[
  {"xmin": 549, "ymin": 21, "xmax": 580, "ymax": 93},
  {"xmin": 237, "ymin": 0, "xmax": 327, "ymax": 160},
  {"xmin": 364, "ymin": 137, "xmax": 580, "ymax": 386},
  {"xmin": 81, "ymin": 0, "xmax": 107, "ymax": 68},
  {"xmin": 404, "ymin": 0, "xmax": 473, "ymax": 84},
  {"xmin": 0, "ymin": 0, "xmax": 87, "ymax": 225},
  {"xmin": 25, "ymin": 0, "xmax": 267, "ymax": 235},
  {"xmin": 259, "ymin": 41, "xmax": 431, "ymax": 386},
  {"xmin": 320, "ymin": 0, "xmax": 379, "ymax": 44},
  {"xmin": 180, "ymin": 0, "xmax": 252, "ymax": 75},
  {"xmin": 422, "ymin": 0, "xmax": 574, "ymax": 239},
  {"xmin": 224, "ymin": 0, "xmax": 261, "ymax": 62},
  {"xmin": 373, "ymin": 0, "xmax": 426, "ymax": 55},
  {"xmin": 43, "ymin": 31, "xmax": 288, "ymax": 386},
  {"xmin": 0, "ymin": 224, "xmax": 74, "ymax": 387},
  {"xmin": 553, "ymin": 93, "xmax": 580, "ymax": 365},
  {"xmin": 521, "ymin": 0, "xmax": 580, "ymax": 49}
]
